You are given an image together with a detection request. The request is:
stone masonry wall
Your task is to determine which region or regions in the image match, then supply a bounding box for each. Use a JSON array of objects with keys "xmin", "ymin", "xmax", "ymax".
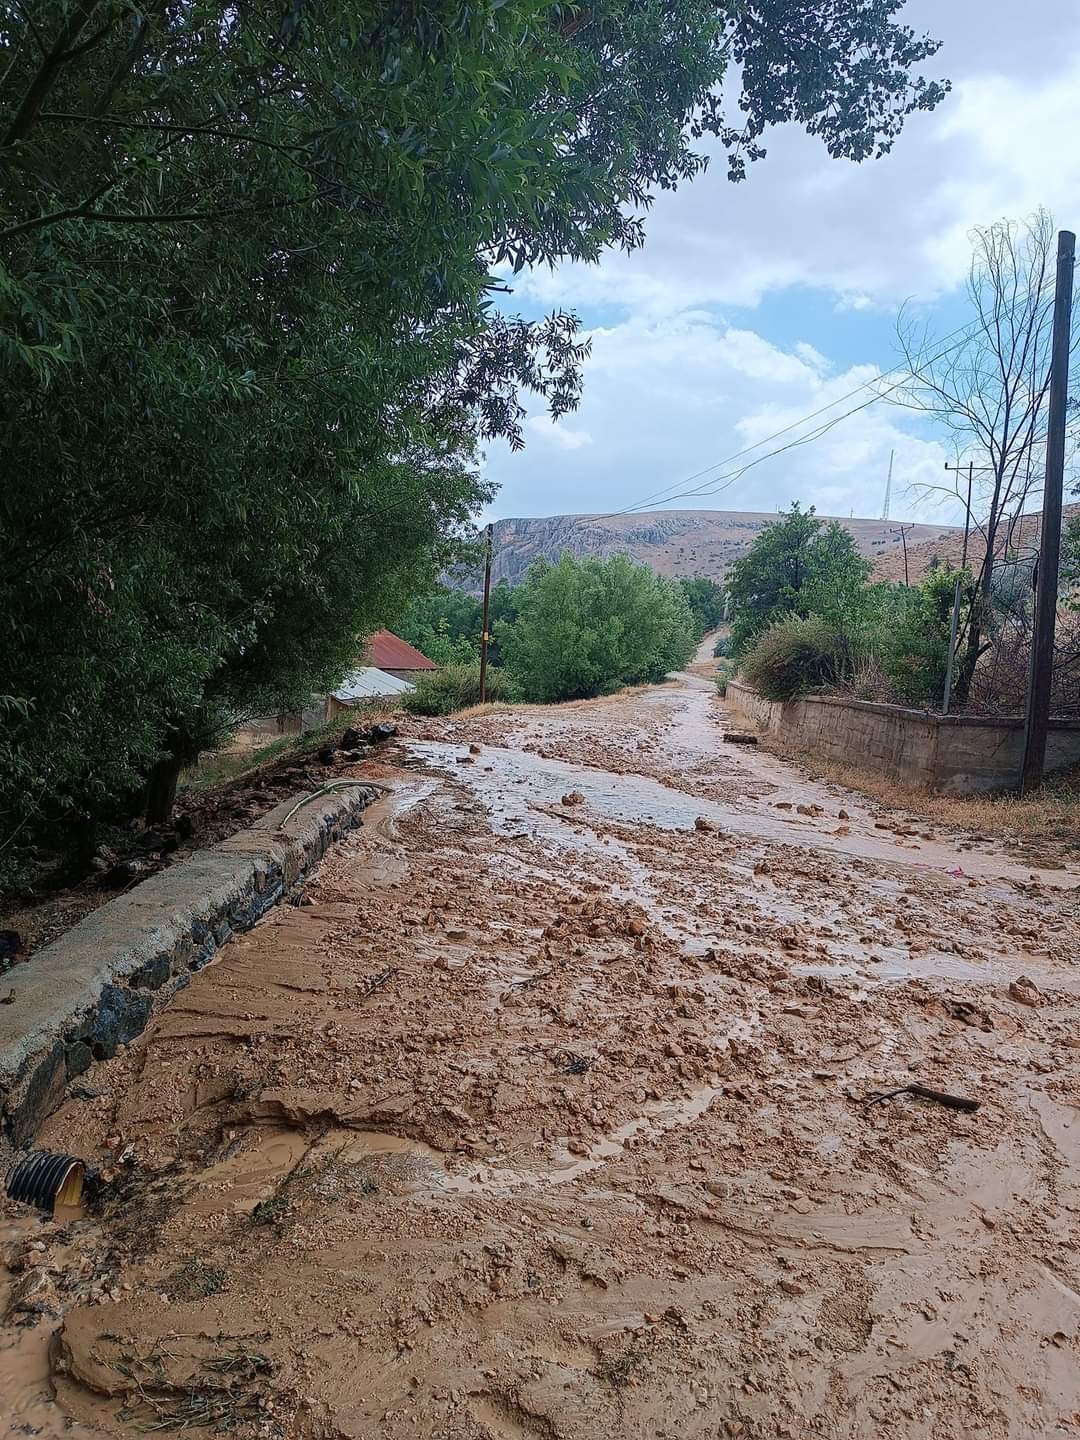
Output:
[
  {"xmin": 725, "ymin": 680, "xmax": 1080, "ymax": 794},
  {"xmin": 0, "ymin": 785, "xmax": 377, "ymax": 1147}
]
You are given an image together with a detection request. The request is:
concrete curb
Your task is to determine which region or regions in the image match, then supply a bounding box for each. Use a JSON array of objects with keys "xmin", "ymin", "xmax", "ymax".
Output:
[{"xmin": 0, "ymin": 786, "xmax": 377, "ymax": 1146}]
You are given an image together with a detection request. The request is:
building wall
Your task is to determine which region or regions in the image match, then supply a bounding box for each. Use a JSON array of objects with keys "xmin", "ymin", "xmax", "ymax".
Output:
[{"xmin": 725, "ymin": 680, "xmax": 1080, "ymax": 794}]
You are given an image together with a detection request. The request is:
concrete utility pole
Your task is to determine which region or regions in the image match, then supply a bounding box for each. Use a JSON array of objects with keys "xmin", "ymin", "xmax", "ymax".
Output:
[
  {"xmin": 478, "ymin": 523, "xmax": 494, "ymax": 705},
  {"xmin": 1021, "ymin": 228, "xmax": 1075, "ymax": 793}
]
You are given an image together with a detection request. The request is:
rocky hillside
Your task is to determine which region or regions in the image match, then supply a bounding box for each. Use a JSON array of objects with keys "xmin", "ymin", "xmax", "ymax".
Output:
[
  {"xmin": 872, "ymin": 502, "xmax": 1080, "ymax": 584},
  {"xmin": 482, "ymin": 509, "xmax": 961, "ymax": 589}
]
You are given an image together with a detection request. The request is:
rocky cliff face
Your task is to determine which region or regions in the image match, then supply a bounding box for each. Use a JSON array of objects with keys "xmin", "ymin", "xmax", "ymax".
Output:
[{"xmin": 479, "ymin": 509, "xmax": 961, "ymax": 590}]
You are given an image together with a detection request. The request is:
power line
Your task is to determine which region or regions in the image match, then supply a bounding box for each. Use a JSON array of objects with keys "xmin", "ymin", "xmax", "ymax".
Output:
[{"xmin": 598, "ymin": 269, "xmax": 1066, "ymax": 522}]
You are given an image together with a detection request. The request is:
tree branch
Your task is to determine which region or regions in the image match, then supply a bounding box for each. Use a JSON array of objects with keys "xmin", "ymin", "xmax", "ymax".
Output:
[{"xmin": 2, "ymin": 0, "xmax": 107, "ymax": 146}]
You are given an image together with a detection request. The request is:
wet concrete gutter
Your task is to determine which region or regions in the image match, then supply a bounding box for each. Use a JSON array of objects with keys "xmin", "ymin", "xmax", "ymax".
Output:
[{"xmin": 0, "ymin": 785, "xmax": 377, "ymax": 1147}]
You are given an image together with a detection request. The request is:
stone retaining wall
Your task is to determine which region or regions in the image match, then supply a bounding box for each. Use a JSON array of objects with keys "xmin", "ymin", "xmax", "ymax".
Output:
[
  {"xmin": 0, "ymin": 786, "xmax": 377, "ymax": 1146},
  {"xmin": 726, "ymin": 680, "xmax": 1080, "ymax": 794}
]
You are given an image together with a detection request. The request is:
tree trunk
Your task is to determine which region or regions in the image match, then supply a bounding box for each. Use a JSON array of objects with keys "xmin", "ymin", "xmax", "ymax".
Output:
[
  {"xmin": 72, "ymin": 815, "xmax": 98, "ymax": 872},
  {"xmin": 954, "ymin": 512, "xmax": 1001, "ymax": 707},
  {"xmin": 145, "ymin": 755, "xmax": 182, "ymax": 826}
]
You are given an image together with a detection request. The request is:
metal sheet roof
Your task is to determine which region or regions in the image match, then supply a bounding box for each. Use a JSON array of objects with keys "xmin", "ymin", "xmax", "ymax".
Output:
[
  {"xmin": 363, "ymin": 629, "xmax": 438, "ymax": 671},
  {"xmin": 332, "ymin": 667, "xmax": 416, "ymax": 702}
]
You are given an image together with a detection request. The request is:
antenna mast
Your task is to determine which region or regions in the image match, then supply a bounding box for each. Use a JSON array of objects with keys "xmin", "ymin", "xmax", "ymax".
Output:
[{"xmin": 881, "ymin": 449, "xmax": 894, "ymax": 521}]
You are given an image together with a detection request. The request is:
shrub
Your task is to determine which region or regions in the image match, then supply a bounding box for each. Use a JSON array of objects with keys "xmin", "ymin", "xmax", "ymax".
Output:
[
  {"xmin": 713, "ymin": 635, "xmax": 733, "ymax": 658},
  {"xmin": 741, "ymin": 616, "xmax": 844, "ymax": 702},
  {"xmin": 499, "ymin": 554, "xmax": 696, "ymax": 702},
  {"xmin": 402, "ymin": 663, "xmax": 511, "ymax": 717},
  {"xmin": 726, "ymin": 503, "xmax": 871, "ymax": 658}
]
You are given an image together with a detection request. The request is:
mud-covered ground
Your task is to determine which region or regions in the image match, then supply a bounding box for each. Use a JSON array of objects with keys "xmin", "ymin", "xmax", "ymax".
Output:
[{"xmin": 3, "ymin": 667, "xmax": 1080, "ymax": 1440}]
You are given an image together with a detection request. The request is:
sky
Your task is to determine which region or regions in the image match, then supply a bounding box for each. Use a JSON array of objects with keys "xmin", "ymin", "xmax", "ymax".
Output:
[{"xmin": 482, "ymin": 0, "xmax": 1080, "ymax": 526}]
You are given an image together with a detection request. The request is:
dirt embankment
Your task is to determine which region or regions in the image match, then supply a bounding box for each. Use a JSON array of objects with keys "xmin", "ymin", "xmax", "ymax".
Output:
[{"xmin": 2, "ymin": 677, "xmax": 1079, "ymax": 1440}]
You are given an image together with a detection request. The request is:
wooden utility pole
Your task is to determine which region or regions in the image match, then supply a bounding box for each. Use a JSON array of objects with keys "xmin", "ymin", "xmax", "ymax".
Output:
[
  {"xmin": 892, "ymin": 524, "xmax": 912, "ymax": 586},
  {"xmin": 1021, "ymin": 228, "xmax": 1075, "ymax": 793},
  {"xmin": 945, "ymin": 461, "xmax": 975, "ymax": 567},
  {"xmin": 478, "ymin": 522, "xmax": 494, "ymax": 704}
]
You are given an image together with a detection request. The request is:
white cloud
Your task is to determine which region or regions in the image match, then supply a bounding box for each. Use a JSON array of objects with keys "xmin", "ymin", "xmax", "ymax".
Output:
[
  {"xmin": 488, "ymin": 311, "xmax": 955, "ymax": 523},
  {"xmin": 487, "ymin": 2, "xmax": 1080, "ymax": 522},
  {"xmin": 524, "ymin": 415, "xmax": 592, "ymax": 451}
]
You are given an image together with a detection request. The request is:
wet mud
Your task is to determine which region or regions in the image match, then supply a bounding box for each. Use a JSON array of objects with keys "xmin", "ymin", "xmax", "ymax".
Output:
[{"xmin": 2, "ymin": 674, "xmax": 1079, "ymax": 1439}]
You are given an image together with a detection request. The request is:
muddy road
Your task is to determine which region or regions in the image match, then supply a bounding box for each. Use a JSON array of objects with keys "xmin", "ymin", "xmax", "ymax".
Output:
[{"xmin": 3, "ymin": 672, "xmax": 1080, "ymax": 1439}]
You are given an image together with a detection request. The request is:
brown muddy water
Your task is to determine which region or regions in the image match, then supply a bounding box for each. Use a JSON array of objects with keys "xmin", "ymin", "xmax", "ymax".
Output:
[{"xmin": 3, "ymin": 674, "xmax": 1079, "ymax": 1439}]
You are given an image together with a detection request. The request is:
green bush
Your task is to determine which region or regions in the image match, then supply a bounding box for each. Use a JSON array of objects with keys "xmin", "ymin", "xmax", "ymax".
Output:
[
  {"xmin": 402, "ymin": 663, "xmax": 511, "ymax": 717},
  {"xmin": 499, "ymin": 554, "xmax": 696, "ymax": 703},
  {"xmin": 713, "ymin": 635, "xmax": 733, "ymax": 658},
  {"xmin": 741, "ymin": 616, "xmax": 844, "ymax": 702}
]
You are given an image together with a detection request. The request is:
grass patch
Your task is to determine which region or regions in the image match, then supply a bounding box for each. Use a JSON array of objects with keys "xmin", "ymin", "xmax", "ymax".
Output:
[
  {"xmin": 596, "ymin": 1343, "xmax": 649, "ymax": 1390},
  {"xmin": 767, "ymin": 740, "xmax": 1080, "ymax": 847},
  {"xmin": 180, "ymin": 735, "xmax": 298, "ymax": 793},
  {"xmin": 250, "ymin": 1194, "xmax": 290, "ymax": 1227},
  {"xmin": 179, "ymin": 702, "xmax": 398, "ymax": 795}
]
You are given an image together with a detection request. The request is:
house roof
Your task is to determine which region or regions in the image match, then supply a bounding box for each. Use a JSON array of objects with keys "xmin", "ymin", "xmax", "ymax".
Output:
[
  {"xmin": 363, "ymin": 629, "xmax": 437, "ymax": 671},
  {"xmin": 332, "ymin": 666, "xmax": 416, "ymax": 702}
]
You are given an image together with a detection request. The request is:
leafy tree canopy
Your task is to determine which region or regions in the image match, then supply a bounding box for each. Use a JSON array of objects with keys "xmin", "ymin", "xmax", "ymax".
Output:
[
  {"xmin": 726, "ymin": 504, "xmax": 871, "ymax": 656},
  {"xmin": 397, "ymin": 589, "xmax": 485, "ymax": 667},
  {"xmin": 677, "ymin": 577, "xmax": 726, "ymax": 637},
  {"xmin": 500, "ymin": 553, "xmax": 696, "ymax": 702}
]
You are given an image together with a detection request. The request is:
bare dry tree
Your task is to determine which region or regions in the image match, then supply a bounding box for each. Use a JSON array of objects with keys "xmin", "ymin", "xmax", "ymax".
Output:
[{"xmin": 893, "ymin": 209, "xmax": 1079, "ymax": 705}]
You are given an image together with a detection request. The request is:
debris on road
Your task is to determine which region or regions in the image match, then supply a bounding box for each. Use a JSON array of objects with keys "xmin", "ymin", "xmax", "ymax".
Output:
[
  {"xmin": 1008, "ymin": 975, "xmax": 1044, "ymax": 1006},
  {"xmin": 863, "ymin": 1083, "xmax": 980, "ymax": 1113}
]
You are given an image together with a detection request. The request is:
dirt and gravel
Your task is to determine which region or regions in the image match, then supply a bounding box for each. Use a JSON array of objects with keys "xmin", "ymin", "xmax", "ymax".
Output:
[{"xmin": 3, "ymin": 655, "xmax": 1080, "ymax": 1440}]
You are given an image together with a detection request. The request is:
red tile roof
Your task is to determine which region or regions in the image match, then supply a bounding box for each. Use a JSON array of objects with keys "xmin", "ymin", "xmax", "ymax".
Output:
[{"xmin": 363, "ymin": 629, "xmax": 437, "ymax": 671}]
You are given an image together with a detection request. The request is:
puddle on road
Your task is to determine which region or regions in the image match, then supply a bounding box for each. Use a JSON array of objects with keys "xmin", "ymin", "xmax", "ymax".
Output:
[
  {"xmin": 0, "ymin": 1213, "xmax": 101, "ymax": 1440},
  {"xmin": 186, "ymin": 1127, "xmax": 313, "ymax": 1215},
  {"xmin": 407, "ymin": 736, "xmax": 1079, "ymax": 891}
]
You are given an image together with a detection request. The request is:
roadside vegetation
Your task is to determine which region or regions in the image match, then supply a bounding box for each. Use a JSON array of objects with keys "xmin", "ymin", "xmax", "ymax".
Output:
[
  {"xmin": 727, "ymin": 504, "xmax": 960, "ymax": 706},
  {"xmin": 403, "ymin": 662, "xmax": 512, "ymax": 718},
  {"xmin": 731, "ymin": 502, "xmax": 1080, "ymax": 711},
  {"xmin": 403, "ymin": 555, "xmax": 701, "ymax": 709}
]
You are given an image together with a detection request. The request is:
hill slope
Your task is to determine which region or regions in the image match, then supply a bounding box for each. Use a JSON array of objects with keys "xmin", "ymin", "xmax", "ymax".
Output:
[
  {"xmin": 872, "ymin": 503, "xmax": 1080, "ymax": 584},
  {"xmin": 484, "ymin": 509, "xmax": 962, "ymax": 589}
]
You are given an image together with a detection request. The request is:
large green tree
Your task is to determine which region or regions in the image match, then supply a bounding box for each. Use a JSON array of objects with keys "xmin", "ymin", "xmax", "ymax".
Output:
[
  {"xmin": 500, "ymin": 553, "xmax": 696, "ymax": 701},
  {"xmin": 726, "ymin": 504, "xmax": 872, "ymax": 657},
  {"xmin": 0, "ymin": 1, "xmax": 946, "ymax": 863}
]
